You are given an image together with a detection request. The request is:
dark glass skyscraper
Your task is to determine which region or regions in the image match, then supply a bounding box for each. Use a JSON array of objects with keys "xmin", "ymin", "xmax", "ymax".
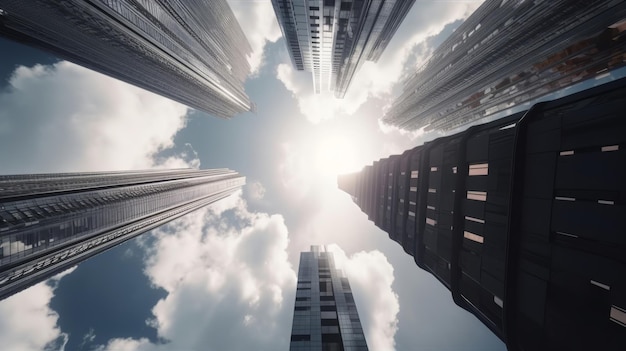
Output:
[
  {"xmin": 339, "ymin": 78, "xmax": 626, "ymax": 350},
  {"xmin": 0, "ymin": 0, "xmax": 253, "ymax": 118},
  {"xmin": 0, "ymin": 168, "xmax": 244, "ymax": 301},
  {"xmin": 272, "ymin": 0, "xmax": 415, "ymax": 97},
  {"xmin": 290, "ymin": 246, "xmax": 368, "ymax": 351},
  {"xmin": 384, "ymin": 0, "xmax": 626, "ymax": 132}
]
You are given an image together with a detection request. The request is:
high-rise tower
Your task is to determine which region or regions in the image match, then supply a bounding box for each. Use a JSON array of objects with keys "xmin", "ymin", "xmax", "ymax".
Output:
[
  {"xmin": 0, "ymin": 0, "xmax": 253, "ymax": 118},
  {"xmin": 384, "ymin": 0, "xmax": 626, "ymax": 132},
  {"xmin": 0, "ymin": 168, "xmax": 245, "ymax": 300},
  {"xmin": 272, "ymin": 0, "xmax": 415, "ymax": 97},
  {"xmin": 340, "ymin": 78, "xmax": 626, "ymax": 350},
  {"xmin": 290, "ymin": 246, "xmax": 368, "ymax": 351}
]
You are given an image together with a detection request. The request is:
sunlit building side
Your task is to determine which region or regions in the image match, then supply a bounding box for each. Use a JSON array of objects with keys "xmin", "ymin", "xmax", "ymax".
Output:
[
  {"xmin": 271, "ymin": 0, "xmax": 415, "ymax": 97},
  {"xmin": 339, "ymin": 78, "xmax": 626, "ymax": 350},
  {"xmin": 0, "ymin": 168, "xmax": 245, "ymax": 301},
  {"xmin": 0, "ymin": 0, "xmax": 253, "ymax": 119},
  {"xmin": 384, "ymin": 0, "xmax": 626, "ymax": 132},
  {"xmin": 290, "ymin": 246, "xmax": 368, "ymax": 351}
]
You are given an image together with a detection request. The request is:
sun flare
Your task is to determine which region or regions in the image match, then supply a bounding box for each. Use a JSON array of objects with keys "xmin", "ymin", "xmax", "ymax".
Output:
[{"xmin": 312, "ymin": 135, "xmax": 360, "ymax": 177}]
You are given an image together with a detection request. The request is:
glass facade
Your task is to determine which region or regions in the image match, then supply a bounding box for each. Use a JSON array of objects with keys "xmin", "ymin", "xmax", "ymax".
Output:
[
  {"xmin": 0, "ymin": 168, "xmax": 245, "ymax": 300},
  {"xmin": 290, "ymin": 246, "xmax": 368, "ymax": 351},
  {"xmin": 272, "ymin": 0, "xmax": 415, "ymax": 97},
  {"xmin": 0, "ymin": 0, "xmax": 252, "ymax": 119},
  {"xmin": 384, "ymin": 0, "xmax": 626, "ymax": 131}
]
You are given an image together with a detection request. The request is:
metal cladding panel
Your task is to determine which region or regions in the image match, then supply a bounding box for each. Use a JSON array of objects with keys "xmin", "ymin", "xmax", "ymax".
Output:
[{"xmin": 506, "ymin": 77, "xmax": 626, "ymax": 350}]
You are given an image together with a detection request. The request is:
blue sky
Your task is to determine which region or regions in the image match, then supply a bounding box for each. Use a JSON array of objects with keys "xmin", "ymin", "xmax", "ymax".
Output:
[{"xmin": 0, "ymin": 1, "xmax": 511, "ymax": 350}]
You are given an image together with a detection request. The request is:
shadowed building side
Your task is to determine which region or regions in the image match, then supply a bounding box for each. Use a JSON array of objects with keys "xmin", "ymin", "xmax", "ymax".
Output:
[{"xmin": 339, "ymin": 77, "xmax": 626, "ymax": 350}]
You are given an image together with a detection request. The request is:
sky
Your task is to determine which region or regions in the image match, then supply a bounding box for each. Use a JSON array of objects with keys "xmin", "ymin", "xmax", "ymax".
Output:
[{"xmin": 0, "ymin": 1, "xmax": 517, "ymax": 350}]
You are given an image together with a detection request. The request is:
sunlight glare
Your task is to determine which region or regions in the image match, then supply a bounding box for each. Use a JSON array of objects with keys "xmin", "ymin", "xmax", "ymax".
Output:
[{"xmin": 312, "ymin": 134, "xmax": 360, "ymax": 177}]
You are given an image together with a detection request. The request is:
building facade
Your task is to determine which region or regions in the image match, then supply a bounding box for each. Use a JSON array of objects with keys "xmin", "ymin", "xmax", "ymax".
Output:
[
  {"xmin": 339, "ymin": 78, "xmax": 626, "ymax": 350},
  {"xmin": 0, "ymin": 0, "xmax": 253, "ymax": 119},
  {"xmin": 0, "ymin": 168, "xmax": 245, "ymax": 300},
  {"xmin": 272, "ymin": 0, "xmax": 415, "ymax": 97},
  {"xmin": 383, "ymin": 0, "xmax": 626, "ymax": 132},
  {"xmin": 290, "ymin": 246, "xmax": 368, "ymax": 351}
]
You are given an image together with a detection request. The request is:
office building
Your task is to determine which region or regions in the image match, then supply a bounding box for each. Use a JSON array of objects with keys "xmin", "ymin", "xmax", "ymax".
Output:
[
  {"xmin": 272, "ymin": 0, "xmax": 415, "ymax": 97},
  {"xmin": 290, "ymin": 245, "xmax": 368, "ymax": 351},
  {"xmin": 0, "ymin": 168, "xmax": 245, "ymax": 300},
  {"xmin": 0, "ymin": 0, "xmax": 253, "ymax": 118},
  {"xmin": 383, "ymin": 0, "xmax": 626, "ymax": 132},
  {"xmin": 339, "ymin": 77, "xmax": 626, "ymax": 350}
]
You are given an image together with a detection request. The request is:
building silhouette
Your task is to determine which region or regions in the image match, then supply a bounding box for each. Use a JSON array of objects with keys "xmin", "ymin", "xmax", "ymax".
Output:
[
  {"xmin": 383, "ymin": 0, "xmax": 626, "ymax": 132},
  {"xmin": 0, "ymin": 0, "xmax": 253, "ymax": 119},
  {"xmin": 0, "ymin": 168, "xmax": 244, "ymax": 301},
  {"xmin": 272, "ymin": 0, "xmax": 415, "ymax": 97},
  {"xmin": 290, "ymin": 246, "xmax": 368, "ymax": 351},
  {"xmin": 339, "ymin": 78, "xmax": 626, "ymax": 350}
]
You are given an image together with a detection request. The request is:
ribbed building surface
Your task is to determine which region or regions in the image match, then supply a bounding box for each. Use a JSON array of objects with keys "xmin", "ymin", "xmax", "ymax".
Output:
[
  {"xmin": 0, "ymin": 168, "xmax": 245, "ymax": 300},
  {"xmin": 384, "ymin": 0, "xmax": 626, "ymax": 132},
  {"xmin": 339, "ymin": 78, "xmax": 626, "ymax": 350},
  {"xmin": 290, "ymin": 246, "xmax": 368, "ymax": 351},
  {"xmin": 272, "ymin": 0, "xmax": 414, "ymax": 97},
  {"xmin": 0, "ymin": 0, "xmax": 253, "ymax": 119}
]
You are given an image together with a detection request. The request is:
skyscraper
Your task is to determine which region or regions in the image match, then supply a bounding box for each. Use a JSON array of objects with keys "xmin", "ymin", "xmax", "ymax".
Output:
[
  {"xmin": 0, "ymin": 168, "xmax": 244, "ymax": 301},
  {"xmin": 0, "ymin": 0, "xmax": 253, "ymax": 119},
  {"xmin": 272, "ymin": 0, "xmax": 415, "ymax": 97},
  {"xmin": 339, "ymin": 77, "xmax": 626, "ymax": 350},
  {"xmin": 384, "ymin": 0, "xmax": 626, "ymax": 132},
  {"xmin": 290, "ymin": 246, "xmax": 368, "ymax": 351}
]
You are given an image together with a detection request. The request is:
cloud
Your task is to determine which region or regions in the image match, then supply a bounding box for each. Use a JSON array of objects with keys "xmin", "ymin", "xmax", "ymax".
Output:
[
  {"xmin": 98, "ymin": 193, "xmax": 298, "ymax": 351},
  {"xmin": 0, "ymin": 61, "xmax": 194, "ymax": 174},
  {"xmin": 228, "ymin": 0, "xmax": 282, "ymax": 74},
  {"xmin": 327, "ymin": 245, "xmax": 399, "ymax": 351},
  {"xmin": 275, "ymin": 1, "xmax": 483, "ymax": 124},
  {"xmin": 0, "ymin": 61, "xmax": 202, "ymax": 350},
  {"xmin": 246, "ymin": 180, "xmax": 267, "ymax": 200},
  {"xmin": 0, "ymin": 267, "xmax": 76, "ymax": 351}
]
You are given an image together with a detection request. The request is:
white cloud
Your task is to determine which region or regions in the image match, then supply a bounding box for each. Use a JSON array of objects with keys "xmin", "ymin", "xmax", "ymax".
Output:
[
  {"xmin": 228, "ymin": 0, "xmax": 282, "ymax": 74},
  {"xmin": 0, "ymin": 61, "xmax": 201, "ymax": 350},
  {"xmin": 98, "ymin": 194, "xmax": 298, "ymax": 351},
  {"xmin": 327, "ymin": 245, "xmax": 399, "ymax": 351},
  {"xmin": 275, "ymin": 1, "xmax": 483, "ymax": 124},
  {"xmin": 0, "ymin": 61, "xmax": 194, "ymax": 174},
  {"xmin": 246, "ymin": 180, "xmax": 267, "ymax": 200},
  {"xmin": 0, "ymin": 267, "xmax": 76, "ymax": 351}
]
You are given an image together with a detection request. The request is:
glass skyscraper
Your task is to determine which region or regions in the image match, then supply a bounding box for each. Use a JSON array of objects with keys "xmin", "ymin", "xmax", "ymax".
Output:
[
  {"xmin": 0, "ymin": 168, "xmax": 244, "ymax": 301},
  {"xmin": 384, "ymin": 0, "xmax": 626, "ymax": 132},
  {"xmin": 272, "ymin": 0, "xmax": 415, "ymax": 97},
  {"xmin": 290, "ymin": 246, "xmax": 368, "ymax": 351},
  {"xmin": 0, "ymin": 0, "xmax": 253, "ymax": 119},
  {"xmin": 339, "ymin": 77, "xmax": 626, "ymax": 350}
]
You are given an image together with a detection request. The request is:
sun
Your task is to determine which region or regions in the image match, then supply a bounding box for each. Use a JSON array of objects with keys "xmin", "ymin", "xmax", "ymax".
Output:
[{"xmin": 312, "ymin": 134, "xmax": 360, "ymax": 177}]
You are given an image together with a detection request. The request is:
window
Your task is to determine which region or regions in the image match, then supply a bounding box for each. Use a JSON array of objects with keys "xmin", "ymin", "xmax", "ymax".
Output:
[
  {"xmin": 426, "ymin": 217, "xmax": 436, "ymax": 226},
  {"xmin": 291, "ymin": 334, "xmax": 311, "ymax": 341},
  {"xmin": 610, "ymin": 305, "xmax": 626, "ymax": 327},
  {"xmin": 431, "ymin": 166, "xmax": 438, "ymax": 172},
  {"xmin": 411, "ymin": 170, "xmax": 418, "ymax": 178},
  {"xmin": 295, "ymin": 306, "xmax": 310, "ymax": 311},
  {"xmin": 409, "ymin": 211, "xmax": 416, "ymax": 217},
  {"xmin": 469, "ymin": 163, "xmax": 488, "ymax": 176},
  {"xmin": 428, "ymin": 188, "xmax": 437, "ymax": 193},
  {"xmin": 321, "ymin": 311, "xmax": 337, "ymax": 319},
  {"xmin": 602, "ymin": 145, "xmax": 619, "ymax": 152},
  {"xmin": 494, "ymin": 296, "xmax": 503, "ymax": 308},
  {"xmin": 465, "ymin": 216, "xmax": 485, "ymax": 224},
  {"xmin": 464, "ymin": 231, "xmax": 484, "ymax": 243},
  {"xmin": 410, "ymin": 187, "xmax": 417, "ymax": 192},
  {"xmin": 467, "ymin": 191, "xmax": 487, "ymax": 201},
  {"xmin": 590, "ymin": 280, "xmax": 610, "ymax": 290}
]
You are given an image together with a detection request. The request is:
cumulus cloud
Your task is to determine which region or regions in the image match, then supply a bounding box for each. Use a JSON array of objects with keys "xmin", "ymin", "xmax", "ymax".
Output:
[
  {"xmin": 327, "ymin": 245, "xmax": 399, "ymax": 351},
  {"xmin": 275, "ymin": 1, "xmax": 483, "ymax": 124},
  {"xmin": 0, "ymin": 61, "xmax": 201, "ymax": 350},
  {"xmin": 98, "ymin": 193, "xmax": 298, "ymax": 351},
  {"xmin": 0, "ymin": 267, "xmax": 76, "ymax": 351},
  {"xmin": 228, "ymin": 0, "xmax": 282, "ymax": 74},
  {"xmin": 0, "ymin": 61, "xmax": 194, "ymax": 174},
  {"xmin": 246, "ymin": 180, "xmax": 267, "ymax": 200}
]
